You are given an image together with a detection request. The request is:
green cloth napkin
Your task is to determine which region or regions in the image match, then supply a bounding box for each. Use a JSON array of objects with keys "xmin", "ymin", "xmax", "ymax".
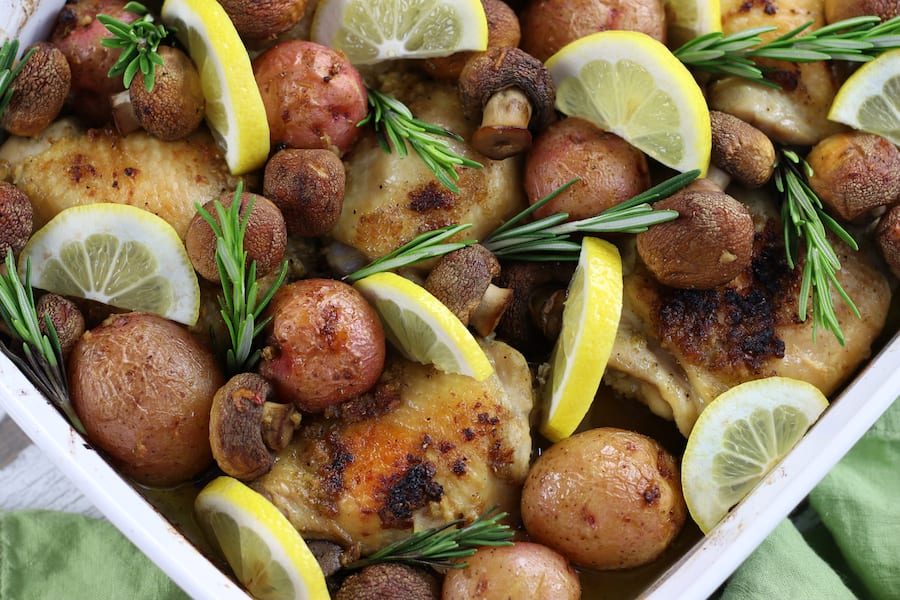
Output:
[
  {"xmin": 722, "ymin": 397, "xmax": 900, "ymax": 600},
  {"xmin": 0, "ymin": 509, "xmax": 189, "ymax": 600},
  {"xmin": 1, "ymin": 399, "xmax": 897, "ymax": 600}
]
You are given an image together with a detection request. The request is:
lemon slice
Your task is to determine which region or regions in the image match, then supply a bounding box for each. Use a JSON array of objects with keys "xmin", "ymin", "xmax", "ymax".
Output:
[
  {"xmin": 195, "ymin": 476, "xmax": 329, "ymax": 600},
  {"xmin": 662, "ymin": 0, "xmax": 722, "ymax": 49},
  {"xmin": 540, "ymin": 237, "xmax": 623, "ymax": 443},
  {"xmin": 828, "ymin": 48, "xmax": 900, "ymax": 145},
  {"xmin": 161, "ymin": 0, "xmax": 270, "ymax": 174},
  {"xmin": 310, "ymin": 0, "xmax": 489, "ymax": 65},
  {"xmin": 681, "ymin": 377, "xmax": 829, "ymax": 533},
  {"xmin": 18, "ymin": 203, "xmax": 200, "ymax": 326},
  {"xmin": 353, "ymin": 271, "xmax": 493, "ymax": 381},
  {"xmin": 546, "ymin": 30, "xmax": 711, "ymax": 176}
]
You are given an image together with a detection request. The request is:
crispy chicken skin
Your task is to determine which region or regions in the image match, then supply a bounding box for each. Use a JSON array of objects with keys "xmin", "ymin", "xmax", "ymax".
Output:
[
  {"xmin": 605, "ymin": 190, "xmax": 891, "ymax": 436},
  {"xmin": 708, "ymin": 0, "xmax": 847, "ymax": 145},
  {"xmin": 251, "ymin": 339, "xmax": 534, "ymax": 558},
  {"xmin": 332, "ymin": 70, "xmax": 528, "ymax": 262},
  {"xmin": 0, "ymin": 119, "xmax": 242, "ymax": 238}
]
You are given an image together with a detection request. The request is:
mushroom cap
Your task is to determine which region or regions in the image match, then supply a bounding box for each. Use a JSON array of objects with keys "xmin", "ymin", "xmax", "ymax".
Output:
[
  {"xmin": 209, "ymin": 373, "xmax": 278, "ymax": 480},
  {"xmin": 709, "ymin": 110, "xmax": 776, "ymax": 188},
  {"xmin": 263, "ymin": 148, "xmax": 346, "ymax": 237},
  {"xmin": 130, "ymin": 46, "xmax": 205, "ymax": 141},
  {"xmin": 335, "ymin": 563, "xmax": 440, "ymax": 600},
  {"xmin": 0, "ymin": 42, "xmax": 71, "ymax": 137},
  {"xmin": 424, "ymin": 244, "xmax": 500, "ymax": 325},
  {"xmin": 217, "ymin": 0, "xmax": 309, "ymax": 40},
  {"xmin": 458, "ymin": 46, "xmax": 556, "ymax": 133},
  {"xmin": 0, "ymin": 181, "xmax": 34, "ymax": 256}
]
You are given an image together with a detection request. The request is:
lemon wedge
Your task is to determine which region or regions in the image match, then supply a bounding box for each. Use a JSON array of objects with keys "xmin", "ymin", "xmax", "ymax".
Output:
[
  {"xmin": 546, "ymin": 30, "xmax": 711, "ymax": 176},
  {"xmin": 662, "ymin": 0, "xmax": 722, "ymax": 49},
  {"xmin": 353, "ymin": 271, "xmax": 493, "ymax": 381},
  {"xmin": 310, "ymin": 0, "xmax": 489, "ymax": 65},
  {"xmin": 540, "ymin": 237, "xmax": 623, "ymax": 443},
  {"xmin": 828, "ymin": 48, "xmax": 900, "ymax": 145},
  {"xmin": 195, "ymin": 476, "xmax": 329, "ymax": 600},
  {"xmin": 681, "ymin": 377, "xmax": 829, "ymax": 533},
  {"xmin": 161, "ymin": 0, "xmax": 270, "ymax": 174},
  {"xmin": 18, "ymin": 203, "xmax": 200, "ymax": 326}
]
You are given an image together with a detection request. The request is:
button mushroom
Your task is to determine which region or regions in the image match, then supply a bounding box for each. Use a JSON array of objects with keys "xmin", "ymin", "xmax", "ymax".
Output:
[
  {"xmin": 209, "ymin": 372, "xmax": 300, "ymax": 481},
  {"xmin": 335, "ymin": 563, "xmax": 440, "ymax": 600},
  {"xmin": 263, "ymin": 148, "xmax": 345, "ymax": 237},
  {"xmin": 636, "ymin": 189, "xmax": 755, "ymax": 289},
  {"xmin": 876, "ymin": 203, "xmax": 900, "ymax": 279},
  {"xmin": 217, "ymin": 0, "xmax": 309, "ymax": 42},
  {"xmin": 458, "ymin": 46, "xmax": 556, "ymax": 160},
  {"xmin": 0, "ymin": 42, "xmax": 71, "ymax": 137},
  {"xmin": 709, "ymin": 110, "xmax": 776, "ymax": 189},
  {"xmin": 0, "ymin": 181, "xmax": 33, "ymax": 257},
  {"xmin": 423, "ymin": 244, "xmax": 513, "ymax": 337},
  {"xmin": 128, "ymin": 46, "xmax": 205, "ymax": 141},
  {"xmin": 806, "ymin": 131, "xmax": 900, "ymax": 222}
]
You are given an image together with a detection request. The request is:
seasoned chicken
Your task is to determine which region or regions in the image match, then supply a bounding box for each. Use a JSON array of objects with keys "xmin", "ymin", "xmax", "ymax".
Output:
[
  {"xmin": 332, "ymin": 70, "xmax": 527, "ymax": 262},
  {"xmin": 0, "ymin": 119, "xmax": 242, "ymax": 238},
  {"xmin": 605, "ymin": 189, "xmax": 891, "ymax": 436},
  {"xmin": 708, "ymin": 0, "xmax": 847, "ymax": 145},
  {"xmin": 251, "ymin": 339, "xmax": 534, "ymax": 558}
]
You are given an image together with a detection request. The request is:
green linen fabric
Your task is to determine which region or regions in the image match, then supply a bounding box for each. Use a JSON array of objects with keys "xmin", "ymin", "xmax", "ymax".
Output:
[
  {"xmin": 722, "ymin": 398, "xmax": 899, "ymax": 600},
  {"xmin": 0, "ymin": 509, "xmax": 189, "ymax": 600}
]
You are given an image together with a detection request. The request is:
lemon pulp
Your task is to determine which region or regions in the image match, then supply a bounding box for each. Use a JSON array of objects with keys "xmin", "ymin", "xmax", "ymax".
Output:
[
  {"xmin": 540, "ymin": 237, "xmax": 623, "ymax": 443},
  {"xmin": 18, "ymin": 203, "xmax": 200, "ymax": 326},
  {"xmin": 546, "ymin": 30, "xmax": 711, "ymax": 176},
  {"xmin": 161, "ymin": 0, "xmax": 270, "ymax": 174},
  {"xmin": 195, "ymin": 476, "xmax": 329, "ymax": 600},
  {"xmin": 828, "ymin": 48, "xmax": 900, "ymax": 145},
  {"xmin": 353, "ymin": 271, "xmax": 493, "ymax": 381},
  {"xmin": 681, "ymin": 377, "xmax": 829, "ymax": 533},
  {"xmin": 662, "ymin": 0, "xmax": 722, "ymax": 49},
  {"xmin": 311, "ymin": 0, "xmax": 488, "ymax": 65}
]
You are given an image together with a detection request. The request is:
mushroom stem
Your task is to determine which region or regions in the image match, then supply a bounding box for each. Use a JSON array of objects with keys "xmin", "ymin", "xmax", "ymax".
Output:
[
  {"xmin": 472, "ymin": 87, "xmax": 534, "ymax": 159},
  {"xmin": 110, "ymin": 90, "xmax": 142, "ymax": 135},
  {"xmin": 261, "ymin": 401, "xmax": 301, "ymax": 452},
  {"xmin": 470, "ymin": 283, "xmax": 514, "ymax": 338}
]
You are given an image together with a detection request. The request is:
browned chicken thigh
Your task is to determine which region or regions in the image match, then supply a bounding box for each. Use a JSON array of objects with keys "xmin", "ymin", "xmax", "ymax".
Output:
[{"xmin": 251, "ymin": 339, "xmax": 534, "ymax": 557}]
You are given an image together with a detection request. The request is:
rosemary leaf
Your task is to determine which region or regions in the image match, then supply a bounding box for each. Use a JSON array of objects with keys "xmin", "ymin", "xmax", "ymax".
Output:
[
  {"xmin": 360, "ymin": 87, "xmax": 483, "ymax": 194},
  {"xmin": 98, "ymin": 1, "xmax": 169, "ymax": 92}
]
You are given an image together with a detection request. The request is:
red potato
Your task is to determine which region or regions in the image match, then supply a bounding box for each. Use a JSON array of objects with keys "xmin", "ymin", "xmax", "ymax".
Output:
[
  {"xmin": 69, "ymin": 312, "xmax": 224, "ymax": 488},
  {"xmin": 525, "ymin": 116, "xmax": 650, "ymax": 220},
  {"xmin": 50, "ymin": 0, "xmax": 135, "ymax": 124},
  {"xmin": 521, "ymin": 427, "xmax": 686, "ymax": 571},
  {"xmin": 252, "ymin": 40, "xmax": 369, "ymax": 155},
  {"xmin": 442, "ymin": 542, "xmax": 581, "ymax": 600},
  {"xmin": 258, "ymin": 279, "xmax": 386, "ymax": 413}
]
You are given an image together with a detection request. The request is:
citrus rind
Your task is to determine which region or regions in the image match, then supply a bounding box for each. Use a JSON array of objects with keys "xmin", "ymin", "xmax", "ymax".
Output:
[{"xmin": 828, "ymin": 47, "xmax": 900, "ymax": 146}]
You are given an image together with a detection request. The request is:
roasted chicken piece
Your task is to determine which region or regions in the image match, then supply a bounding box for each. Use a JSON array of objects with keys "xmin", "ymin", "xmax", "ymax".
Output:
[
  {"xmin": 332, "ymin": 70, "xmax": 528, "ymax": 262},
  {"xmin": 0, "ymin": 119, "xmax": 242, "ymax": 238},
  {"xmin": 708, "ymin": 0, "xmax": 847, "ymax": 145},
  {"xmin": 251, "ymin": 339, "xmax": 534, "ymax": 558},
  {"xmin": 604, "ymin": 189, "xmax": 891, "ymax": 436}
]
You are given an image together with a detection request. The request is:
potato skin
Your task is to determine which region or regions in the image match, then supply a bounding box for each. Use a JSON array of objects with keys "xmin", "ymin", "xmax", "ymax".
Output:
[
  {"xmin": 442, "ymin": 542, "xmax": 581, "ymax": 600},
  {"xmin": 69, "ymin": 312, "xmax": 224, "ymax": 487},
  {"xmin": 258, "ymin": 279, "xmax": 386, "ymax": 413},
  {"xmin": 252, "ymin": 40, "xmax": 368, "ymax": 155},
  {"xmin": 521, "ymin": 427, "xmax": 686, "ymax": 570}
]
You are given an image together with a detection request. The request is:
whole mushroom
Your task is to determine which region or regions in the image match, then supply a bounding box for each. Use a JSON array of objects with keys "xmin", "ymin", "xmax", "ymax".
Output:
[
  {"xmin": 263, "ymin": 148, "xmax": 346, "ymax": 237},
  {"xmin": 0, "ymin": 181, "xmax": 33, "ymax": 257},
  {"xmin": 0, "ymin": 42, "xmax": 71, "ymax": 137},
  {"xmin": 458, "ymin": 46, "xmax": 556, "ymax": 160},
  {"xmin": 709, "ymin": 110, "xmax": 776, "ymax": 189},
  {"xmin": 217, "ymin": 0, "xmax": 309, "ymax": 41},
  {"xmin": 128, "ymin": 45, "xmax": 205, "ymax": 141}
]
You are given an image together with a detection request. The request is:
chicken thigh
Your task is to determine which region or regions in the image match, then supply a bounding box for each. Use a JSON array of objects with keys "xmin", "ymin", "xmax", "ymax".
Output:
[{"xmin": 251, "ymin": 339, "xmax": 534, "ymax": 558}]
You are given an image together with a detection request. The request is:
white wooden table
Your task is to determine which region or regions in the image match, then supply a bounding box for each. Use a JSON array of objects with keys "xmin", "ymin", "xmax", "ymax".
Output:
[{"xmin": 0, "ymin": 405, "xmax": 100, "ymax": 517}]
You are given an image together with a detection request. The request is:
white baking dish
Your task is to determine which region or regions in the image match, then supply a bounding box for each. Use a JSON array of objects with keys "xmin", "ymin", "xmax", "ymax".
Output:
[{"xmin": 3, "ymin": 2, "xmax": 899, "ymax": 599}]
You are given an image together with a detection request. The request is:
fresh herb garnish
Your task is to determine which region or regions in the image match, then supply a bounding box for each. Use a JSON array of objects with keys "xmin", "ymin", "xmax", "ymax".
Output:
[
  {"xmin": 98, "ymin": 1, "xmax": 169, "ymax": 92},
  {"xmin": 0, "ymin": 39, "xmax": 36, "ymax": 120},
  {"xmin": 346, "ymin": 506, "xmax": 513, "ymax": 570},
  {"xmin": 0, "ymin": 249, "xmax": 82, "ymax": 432},
  {"xmin": 482, "ymin": 169, "xmax": 697, "ymax": 261},
  {"xmin": 775, "ymin": 149, "xmax": 859, "ymax": 344},
  {"xmin": 196, "ymin": 183, "xmax": 288, "ymax": 375},
  {"xmin": 675, "ymin": 15, "xmax": 900, "ymax": 87},
  {"xmin": 359, "ymin": 87, "xmax": 483, "ymax": 194}
]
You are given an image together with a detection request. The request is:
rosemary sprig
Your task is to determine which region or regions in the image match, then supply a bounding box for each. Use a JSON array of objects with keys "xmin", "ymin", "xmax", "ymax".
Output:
[
  {"xmin": 775, "ymin": 149, "xmax": 859, "ymax": 344},
  {"xmin": 0, "ymin": 249, "xmax": 82, "ymax": 432},
  {"xmin": 98, "ymin": 1, "xmax": 169, "ymax": 92},
  {"xmin": 196, "ymin": 183, "xmax": 288, "ymax": 375},
  {"xmin": 675, "ymin": 15, "xmax": 900, "ymax": 86},
  {"xmin": 343, "ymin": 224, "xmax": 476, "ymax": 283},
  {"xmin": 0, "ymin": 39, "xmax": 36, "ymax": 119},
  {"xmin": 359, "ymin": 87, "xmax": 483, "ymax": 194},
  {"xmin": 345, "ymin": 506, "xmax": 514, "ymax": 570},
  {"xmin": 482, "ymin": 169, "xmax": 698, "ymax": 261}
]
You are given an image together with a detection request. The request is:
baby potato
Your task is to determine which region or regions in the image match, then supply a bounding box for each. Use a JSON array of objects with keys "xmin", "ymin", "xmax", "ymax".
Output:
[
  {"xmin": 521, "ymin": 427, "xmax": 686, "ymax": 571},
  {"xmin": 442, "ymin": 542, "xmax": 581, "ymax": 600}
]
